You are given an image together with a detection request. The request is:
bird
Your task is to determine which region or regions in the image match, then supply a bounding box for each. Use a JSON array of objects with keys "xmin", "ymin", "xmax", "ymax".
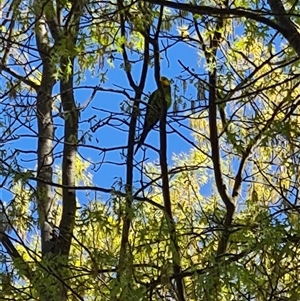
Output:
[{"xmin": 134, "ymin": 76, "xmax": 172, "ymax": 155}]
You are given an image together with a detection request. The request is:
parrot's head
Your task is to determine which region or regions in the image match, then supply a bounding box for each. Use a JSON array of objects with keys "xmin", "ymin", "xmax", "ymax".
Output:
[{"xmin": 160, "ymin": 77, "xmax": 171, "ymax": 88}]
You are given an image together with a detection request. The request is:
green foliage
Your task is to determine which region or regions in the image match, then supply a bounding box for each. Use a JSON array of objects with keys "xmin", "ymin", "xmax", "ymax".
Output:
[{"xmin": 1, "ymin": 0, "xmax": 300, "ymax": 300}]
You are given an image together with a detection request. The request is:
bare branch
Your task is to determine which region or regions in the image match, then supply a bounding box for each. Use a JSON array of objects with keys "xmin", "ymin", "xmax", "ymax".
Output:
[
  {"xmin": 0, "ymin": 64, "xmax": 39, "ymax": 91},
  {"xmin": 267, "ymin": 0, "xmax": 300, "ymax": 57}
]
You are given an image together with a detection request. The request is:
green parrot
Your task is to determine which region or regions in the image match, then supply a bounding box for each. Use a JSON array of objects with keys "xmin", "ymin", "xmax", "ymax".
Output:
[{"xmin": 134, "ymin": 76, "xmax": 172, "ymax": 154}]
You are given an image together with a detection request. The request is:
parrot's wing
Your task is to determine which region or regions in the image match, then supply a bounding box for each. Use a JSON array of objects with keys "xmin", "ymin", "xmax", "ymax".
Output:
[
  {"xmin": 150, "ymin": 87, "xmax": 172, "ymax": 111},
  {"xmin": 145, "ymin": 90, "xmax": 161, "ymax": 127},
  {"xmin": 165, "ymin": 86, "xmax": 172, "ymax": 109},
  {"xmin": 134, "ymin": 90, "xmax": 161, "ymax": 154},
  {"xmin": 134, "ymin": 86, "xmax": 172, "ymax": 155}
]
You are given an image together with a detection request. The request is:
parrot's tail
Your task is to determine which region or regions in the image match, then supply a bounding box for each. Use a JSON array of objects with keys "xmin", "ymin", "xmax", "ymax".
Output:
[
  {"xmin": 134, "ymin": 128, "xmax": 150, "ymax": 155},
  {"xmin": 134, "ymin": 141, "xmax": 142, "ymax": 155}
]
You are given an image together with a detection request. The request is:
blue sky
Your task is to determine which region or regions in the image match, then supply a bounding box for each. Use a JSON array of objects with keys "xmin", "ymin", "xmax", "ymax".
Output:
[
  {"xmin": 0, "ymin": 22, "xmax": 205, "ymax": 206},
  {"xmin": 0, "ymin": 8, "xmax": 285, "ymax": 213},
  {"xmin": 77, "ymin": 44, "xmax": 198, "ymax": 187}
]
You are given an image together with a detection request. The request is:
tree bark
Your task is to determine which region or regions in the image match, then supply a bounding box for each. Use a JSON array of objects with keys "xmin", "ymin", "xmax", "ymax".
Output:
[
  {"xmin": 267, "ymin": 0, "xmax": 300, "ymax": 58},
  {"xmin": 35, "ymin": 13, "xmax": 56, "ymax": 258}
]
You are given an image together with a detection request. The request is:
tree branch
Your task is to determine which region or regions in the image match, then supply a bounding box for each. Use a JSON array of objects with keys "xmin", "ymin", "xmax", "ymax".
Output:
[
  {"xmin": 140, "ymin": 0, "xmax": 287, "ymax": 32},
  {"xmin": 267, "ymin": 0, "xmax": 300, "ymax": 57},
  {"xmin": 0, "ymin": 64, "xmax": 39, "ymax": 91},
  {"xmin": 154, "ymin": 7, "xmax": 185, "ymax": 300}
]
